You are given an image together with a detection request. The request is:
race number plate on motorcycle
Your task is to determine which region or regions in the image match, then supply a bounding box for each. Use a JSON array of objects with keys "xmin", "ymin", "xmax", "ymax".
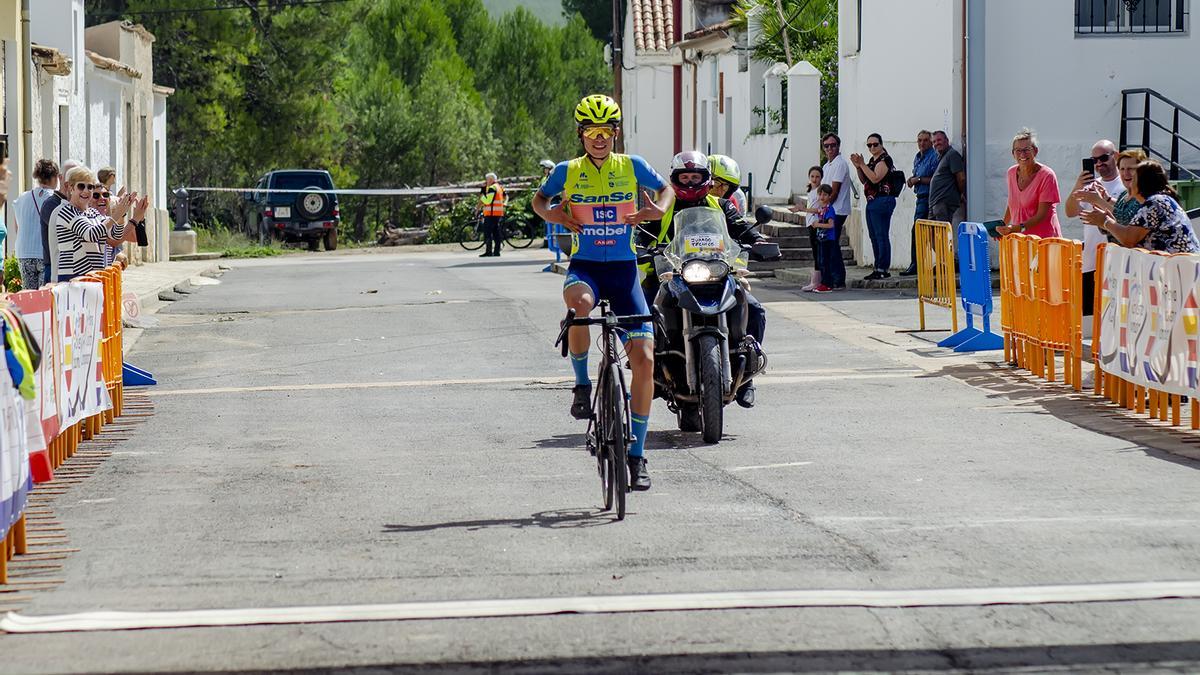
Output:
[{"xmin": 684, "ymin": 233, "xmax": 725, "ymax": 254}]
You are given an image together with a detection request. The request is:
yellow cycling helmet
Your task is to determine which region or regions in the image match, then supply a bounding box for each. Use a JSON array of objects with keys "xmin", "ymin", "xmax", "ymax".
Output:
[
  {"xmin": 709, "ymin": 154, "xmax": 741, "ymax": 186},
  {"xmin": 575, "ymin": 94, "xmax": 622, "ymax": 126}
]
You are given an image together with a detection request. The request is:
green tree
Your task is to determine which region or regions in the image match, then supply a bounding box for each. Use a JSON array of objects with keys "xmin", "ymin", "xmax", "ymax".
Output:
[
  {"xmin": 732, "ymin": 0, "xmax": 838, "ymax": 132},
  {"xmin": 561, "ymin": 0, "xmax": 611, "ymax": 42}
]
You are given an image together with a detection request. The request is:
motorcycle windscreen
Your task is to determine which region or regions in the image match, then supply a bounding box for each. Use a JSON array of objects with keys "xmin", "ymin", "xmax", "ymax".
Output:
[{"xmin": 665, "ymin": 207, "xmax": 745, "ymax": 269}]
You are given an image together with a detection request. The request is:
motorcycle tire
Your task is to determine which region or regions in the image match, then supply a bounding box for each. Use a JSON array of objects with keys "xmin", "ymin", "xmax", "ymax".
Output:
[
  {"xmin": 677, "ymin": 405, "xmax": 701, "ymax": 432},
  {"xmin": 697, "ymin": 334, "xmax": 724, "ymax": 444}
]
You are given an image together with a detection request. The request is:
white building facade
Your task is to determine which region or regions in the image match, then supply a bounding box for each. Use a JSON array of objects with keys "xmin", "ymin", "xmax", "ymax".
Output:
[
  {"xmin": 621, "ymin": 0, "xmax": 821, "ymax": 206},
  {"xmin": 837, "ymin": 0, "xmax": 1199, "ymax": 269}
]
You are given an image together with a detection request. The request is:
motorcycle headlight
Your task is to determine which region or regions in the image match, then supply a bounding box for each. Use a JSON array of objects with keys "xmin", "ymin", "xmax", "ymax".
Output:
[
  {"xmin": 681, "ymin": 260, "xmax": 716, "ymax": 283},
  {"xmin": 681, "ymin": 259, "xmax": 730, "ymax": 283}
]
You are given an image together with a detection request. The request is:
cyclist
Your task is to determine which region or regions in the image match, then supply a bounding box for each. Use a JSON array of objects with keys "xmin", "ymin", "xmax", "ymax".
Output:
[
  {"xmin": 533, "ymin": 94, "xmax": 674, "ymax": 491},
  {"xmin": 709, "ymin": 154, "xmax": 747, "ymax": 216},
  {"xmin": 640, "ymin": 150, "xmax": 768, "ymax": 408}
]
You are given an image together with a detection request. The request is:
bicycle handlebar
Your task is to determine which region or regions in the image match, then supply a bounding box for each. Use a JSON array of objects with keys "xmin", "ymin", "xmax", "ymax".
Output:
[{"xmin": 554, "ymin": 308, "xmax": 655, "ymax": 358}]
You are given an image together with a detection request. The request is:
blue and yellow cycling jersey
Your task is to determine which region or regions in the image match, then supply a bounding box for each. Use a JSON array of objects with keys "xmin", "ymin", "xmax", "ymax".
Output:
[{"xmin": 539, "ymin": 153, "xmax": 667, "ymax": 263}]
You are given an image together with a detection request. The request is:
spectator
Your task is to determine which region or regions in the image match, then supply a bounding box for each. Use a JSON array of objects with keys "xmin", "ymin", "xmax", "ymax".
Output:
[
  {"xmin": 1077, "ymin": 149, "xmax": 1147, "ymax": 235},
  {"xmin": 97, "ymin": 167, "xmax": 117, "ymax": 192},
  {"xmin": 851, "ymin": 133, "xmax": 897, "ymax": 280},
  {"xmin": 901, "ymin": 130, "xmax": 939, "ymax": 276},
  {"xmin": 478, "ymin": 171, "xmax": 506, "ymax": 257},
  {"xmin": 39, "ymin": 158, "xmax": 82, "ymax": 283},
  {"xmin": 51, "ymin": 166, "xmax": 137, "ymax": 280},
  {"xmin": 1085, "ymin": 160, "xmax": 1198, "ymax": 254},
  {"xmin": 819, "ymin": 133, "xmax": 850, "ymax": 289},
  {"xmin": 997, "ymin": 128, "xmax": 1062, "ymax": 238},
  {"xmin": 96, "ymin": 167, "xmax": 124, "ymax": 265},
  {"xmin": 708, "ymin": 154, "xmax": 747, "ymax": 216},
  {"xmin": 810, "ymin": 184, "xmax": 839, "ymax": 293},
  {"xmin": 793, "ymin": 165, "xmax": 824, "ymax": 291},
  {"xmin": 1064, "ymin": 140, "xmax": 1123, "ymax": 318},
  {"xmin": 14, "ymin": 159, "xmax": 58, "ymax": 290},
  {"xmin": 538, "ymin": 159, "xmax": 555, "ymax": 185},
  {"xmin": 928, "ymin": 130, "xmax": 966, "ymax": 224}
]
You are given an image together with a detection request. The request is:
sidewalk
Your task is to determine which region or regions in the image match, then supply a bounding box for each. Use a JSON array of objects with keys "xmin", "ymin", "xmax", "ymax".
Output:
[{"xmin": 122, "ymin": 259, "xmax": 224, "ymax": 356}]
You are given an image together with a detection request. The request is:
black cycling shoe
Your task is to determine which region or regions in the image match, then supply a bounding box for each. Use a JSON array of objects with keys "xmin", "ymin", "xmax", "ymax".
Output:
[
  {"xmin": 628, "ymin": 456, "xmax": 651, "ymax": 491},
  {"xmin": 735, "ymin": 382, "xmax": 756, "ymax": 408},
  {"xmin": 570, "ymin": 384, "xmax": 592, "ymax": 420}
]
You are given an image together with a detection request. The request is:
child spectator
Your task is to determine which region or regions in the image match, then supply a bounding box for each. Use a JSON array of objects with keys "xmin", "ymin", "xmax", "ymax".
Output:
[{"xmin": 811, "ymin": 184, "xmax": 839, "ymax": 293}]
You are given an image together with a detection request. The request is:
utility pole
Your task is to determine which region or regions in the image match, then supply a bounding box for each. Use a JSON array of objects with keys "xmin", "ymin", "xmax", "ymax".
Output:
[{"xmin": 612, "ymin": 0, "xmax": 625, "ymax": 152}]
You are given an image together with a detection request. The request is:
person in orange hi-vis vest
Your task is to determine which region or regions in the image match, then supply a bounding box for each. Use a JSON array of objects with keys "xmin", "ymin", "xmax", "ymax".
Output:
[{"xmin": 479, "ymin": 172, "xmax": 507, "ymax": 257}]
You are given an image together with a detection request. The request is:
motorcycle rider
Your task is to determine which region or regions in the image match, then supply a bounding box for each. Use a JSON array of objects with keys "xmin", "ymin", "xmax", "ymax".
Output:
[
  {"xmin": 708, "ymin": 154, "xmax": 747, "ymax": 216},
  {"xmin": 639, "ymin": 150, "xmax": 768, "ymax": 408},
  {"xmin": 533, "ymin": 94, "xmax": 674, "ymax": 490}
]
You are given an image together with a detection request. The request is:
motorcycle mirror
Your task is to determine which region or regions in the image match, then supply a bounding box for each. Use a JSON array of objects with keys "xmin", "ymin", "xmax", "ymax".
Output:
[
  {"xmin": 753, "ymin": 205, "xmax": 775, "ymax": 226},
  {"xmin": 748, "ymin": 241, "xmax": 782, "ymax": 263}
]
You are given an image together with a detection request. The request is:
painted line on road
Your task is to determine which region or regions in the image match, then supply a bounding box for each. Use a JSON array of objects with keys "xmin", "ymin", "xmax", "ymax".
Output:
[
  {"xmin": 727, "ymin": 461, "xmax": 814, "ymax": 472},
  {"xmin": 149, "ymin": 369, "xmax": 920, "ymax": 397},
  {"xmin": 4, "ymin": 581, "xmax": 1200, "ymax": 633}
]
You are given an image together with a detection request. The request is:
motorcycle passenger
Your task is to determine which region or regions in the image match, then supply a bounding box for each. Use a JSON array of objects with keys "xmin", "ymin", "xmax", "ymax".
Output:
[
  {"xmin": 533, "ymin": 94, "xmax": 675, "ymax": 491},
  {"xmin": 709, "ymin": 154, "xmax": 747, "ymax": 216},
  {"xmin": 640, "ymin": 150, "xmax": 768, "ymax": 409}
]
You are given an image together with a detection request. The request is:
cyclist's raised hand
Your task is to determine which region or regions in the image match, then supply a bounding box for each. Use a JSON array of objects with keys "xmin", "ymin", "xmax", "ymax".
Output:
[
  {"xmin": 547, "ymin": 203, "xmax": 583, "ymax": 233},
  {"xmin": 624, "ymin": 189, "xmax": 666, "ymax": 225}
]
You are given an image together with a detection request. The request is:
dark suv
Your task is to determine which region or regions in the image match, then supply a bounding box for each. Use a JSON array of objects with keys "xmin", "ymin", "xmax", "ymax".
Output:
[{"xmin": 245, "ymin": 169, "xmax": 340, "ymax": 250}]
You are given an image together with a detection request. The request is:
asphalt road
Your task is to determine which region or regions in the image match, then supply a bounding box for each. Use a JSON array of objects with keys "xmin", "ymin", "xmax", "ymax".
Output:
[{"xmin": 3, "ymin": 248, "xmax": 1200, "ymax": 673}]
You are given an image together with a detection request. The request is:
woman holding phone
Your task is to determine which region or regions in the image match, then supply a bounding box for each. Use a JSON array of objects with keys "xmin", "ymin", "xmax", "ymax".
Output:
[{"xmin": 996, "ymin": 128, "xmax": 1062, "ymax": 238}]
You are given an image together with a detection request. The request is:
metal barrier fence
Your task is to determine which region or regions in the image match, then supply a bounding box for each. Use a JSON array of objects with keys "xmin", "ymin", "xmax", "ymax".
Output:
[{"xmin": 913, "ymin": 219, "xmax": 959, "ymax": 332}]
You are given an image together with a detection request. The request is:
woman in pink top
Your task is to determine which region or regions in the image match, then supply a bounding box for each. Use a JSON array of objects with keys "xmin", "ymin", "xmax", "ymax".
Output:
[{"xmin": 997, "ymin": 128, "xmax": 1062, "ymax": 238}]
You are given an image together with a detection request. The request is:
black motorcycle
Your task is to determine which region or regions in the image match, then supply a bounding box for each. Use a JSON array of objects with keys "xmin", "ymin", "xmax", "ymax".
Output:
[{"xmin": 644, "ymin": 207, "xmax": 780, "ymax": 443}]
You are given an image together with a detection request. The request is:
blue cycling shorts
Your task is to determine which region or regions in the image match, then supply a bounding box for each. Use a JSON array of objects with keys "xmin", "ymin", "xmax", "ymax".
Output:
[{"xmin": 563, "ymin": 259, "xmax": 653, "ymax": 341}]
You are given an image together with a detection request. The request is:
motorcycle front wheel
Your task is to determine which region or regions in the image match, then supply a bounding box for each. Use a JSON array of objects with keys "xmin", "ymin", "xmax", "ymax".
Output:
[{"xmin": 696, "ymin": 334, "xmax": 724, "ymax": 444}]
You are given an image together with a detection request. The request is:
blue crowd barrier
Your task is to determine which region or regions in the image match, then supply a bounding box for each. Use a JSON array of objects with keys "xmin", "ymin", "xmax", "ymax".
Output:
[
  {"xmin": 939, "ymin": 222, "xmax": 1003, "ymax": 352},
  {"xmin": 544, "ymin": 222, "xmax": 569, "ymax": 272}
]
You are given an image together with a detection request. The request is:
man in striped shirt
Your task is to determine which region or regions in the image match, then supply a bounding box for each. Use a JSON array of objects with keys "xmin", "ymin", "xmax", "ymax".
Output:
[{"xmin": 50, "ymin": 166, "xmax": 142, "ymax": 280}]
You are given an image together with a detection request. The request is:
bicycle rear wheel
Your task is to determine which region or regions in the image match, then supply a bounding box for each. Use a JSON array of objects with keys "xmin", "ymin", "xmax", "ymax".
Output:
[
  {"xmin": 504, "ymin": 218, "xmax": 538, "ymax": 249},
  {"xmin": 458, "ymin": 219, "xmax": 486, "ymax": 251},
  {"xmin": 604, "ymin": 362, "xmax": 629, "ymax": 520}
]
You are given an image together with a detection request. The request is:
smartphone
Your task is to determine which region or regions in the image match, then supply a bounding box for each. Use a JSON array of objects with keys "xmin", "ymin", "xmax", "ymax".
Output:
[{"xmin": 1082, "ymin": 157, "xmax": 1096, "ymax": 174}]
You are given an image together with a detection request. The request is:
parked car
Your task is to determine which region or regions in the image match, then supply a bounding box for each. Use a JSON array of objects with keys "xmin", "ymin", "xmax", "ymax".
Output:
[{"xmin": 244, "ymin": 169, "xmax": 340, "ymax": 250}]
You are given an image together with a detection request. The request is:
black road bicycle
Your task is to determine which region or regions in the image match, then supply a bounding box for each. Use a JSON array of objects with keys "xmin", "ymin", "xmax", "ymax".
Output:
[
  {"xmin": 455, "ymin": 214, "xmax": 539, "ymax": 251},
  {"xmin": 555, "ymin": 302, "xmax": 653, "ymax": 520}
]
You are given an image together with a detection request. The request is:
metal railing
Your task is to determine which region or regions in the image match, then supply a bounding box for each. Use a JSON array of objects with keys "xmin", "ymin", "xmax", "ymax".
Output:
[
  {"xmin": 1076, "ymin": 0, "xmax": 1189, "ymax": 35},
  {"xmin": 766, "ymin": 137, "xmax": 787, "ymax": 193},
  {"xmin": 1119, "ymin": 88, "xmax": 1200, "ymax": 181}
]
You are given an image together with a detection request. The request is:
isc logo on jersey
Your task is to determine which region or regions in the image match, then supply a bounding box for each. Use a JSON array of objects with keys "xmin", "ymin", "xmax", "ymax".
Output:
[{"xmin": 568, "ymin": 191, "xmax": 635, "ymax": 204}]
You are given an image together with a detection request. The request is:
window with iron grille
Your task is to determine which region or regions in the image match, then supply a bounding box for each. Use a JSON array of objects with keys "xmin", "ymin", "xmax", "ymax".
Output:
[{"xmin": 1076, "ymin": 0, "xmax": 1189, "ymax": 34}]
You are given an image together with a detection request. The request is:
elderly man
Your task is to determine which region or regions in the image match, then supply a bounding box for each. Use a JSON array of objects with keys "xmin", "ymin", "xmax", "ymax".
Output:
[
  {"xmin": 901, "ymin": 130, "xmax": 940, "ymax": 276},
  {"xmin": 928, "ymin": 131, "xmax": 966, "ymax": 224},
  {"xmin": 1065, "ymin": 139, "xmax": 1123, "ymax": 321},
  {"xmin": 479, "ymin": 172, "xmax": 507, "ymax": 257}
]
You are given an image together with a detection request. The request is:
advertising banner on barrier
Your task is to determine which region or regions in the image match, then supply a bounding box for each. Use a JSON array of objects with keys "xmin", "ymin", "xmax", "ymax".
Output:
[
  {"xmin": 0, "ymin": 367, "xmax": 31, "ymax": 534},
  {"xmin": 52, "ymin": 283, "xmax": 111, "ymax": 428},
  {"xmin": 9, "ymin": 291, "xmax": 61, "ymax": 443},
  {"xmin": 1098, "ymin": 247, "xmax": 1200, "ymax": 396}
]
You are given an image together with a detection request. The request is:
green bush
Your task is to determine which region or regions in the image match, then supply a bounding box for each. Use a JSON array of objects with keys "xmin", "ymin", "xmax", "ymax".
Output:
[
  {"xmin": 4, "ymin": 256, "xmax": 22, "ymax": 293},
  {"xmin": 426, "ymin": 215, "xmax": 460, "ymax": 245}
]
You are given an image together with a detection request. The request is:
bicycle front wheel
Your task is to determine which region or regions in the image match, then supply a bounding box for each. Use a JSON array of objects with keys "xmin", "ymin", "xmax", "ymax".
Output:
[
  {"xmin": 604, "ymin": 362, "xmax": 629, "ymax": 520},
  {"xmin": 458, "ymin": 220, "xmax": 486, "ymax": 251},
  {"xmin": 504, "ymin": 218, "xmax": 538, "ymax": 249}
]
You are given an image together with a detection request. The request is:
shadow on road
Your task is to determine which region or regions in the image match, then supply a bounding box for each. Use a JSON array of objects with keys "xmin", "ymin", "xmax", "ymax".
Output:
[
  {"xmin": 526, "ymin": 433, "xmax": 589, "ymax": 451},
  {"xmin": 382, "ymin": 508, "xmax": 616, "ymax": 533},
  {"xmin": 446, "ymin": 258, "xmax": 548, "ymax": 269},
  {"xmin": 240, "ymin": 641, "xmax": 1200, "ymax": 673},
  {"xmin": 938, "ymin": 361, "xmax": 1200, "ymax": 469}
]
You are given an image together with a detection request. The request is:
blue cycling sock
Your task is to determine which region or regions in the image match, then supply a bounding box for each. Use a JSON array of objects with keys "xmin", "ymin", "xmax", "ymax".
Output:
[
  {"xmin": 629, "ymin": 413, "xmax": 649, "ymax": 458},
  {"xmin": 570, "ymin": 351, "xmax": 590, "ymax": 386}
]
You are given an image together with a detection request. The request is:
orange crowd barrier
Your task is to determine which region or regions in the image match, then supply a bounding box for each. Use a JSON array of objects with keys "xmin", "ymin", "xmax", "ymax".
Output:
[
  {"xmin": 3, "ymin": 264, "xmax": 125, "ymax": 584},
  {"xmin": 998, "ymin": 234, "xmax": 1083, "ymax": 391}
]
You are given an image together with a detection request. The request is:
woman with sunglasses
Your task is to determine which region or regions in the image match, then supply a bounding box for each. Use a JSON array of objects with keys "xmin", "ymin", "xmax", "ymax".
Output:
[
  {"xmin": 49, "ymin": 166, "xmax": 134, "ymax": 281},
  {"xmin": 533, "ymin": 94, "xmax": 675, "ymax": 491},
  {"xmin": 850, "ymin": 134, "xmax": 898, "ymax": 280}
]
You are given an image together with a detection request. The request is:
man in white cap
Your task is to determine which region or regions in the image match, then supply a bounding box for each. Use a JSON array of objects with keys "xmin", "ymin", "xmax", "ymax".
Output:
[{"xmin": 479, "ymin": 172, "xmax": 506, "ymax": 257}]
